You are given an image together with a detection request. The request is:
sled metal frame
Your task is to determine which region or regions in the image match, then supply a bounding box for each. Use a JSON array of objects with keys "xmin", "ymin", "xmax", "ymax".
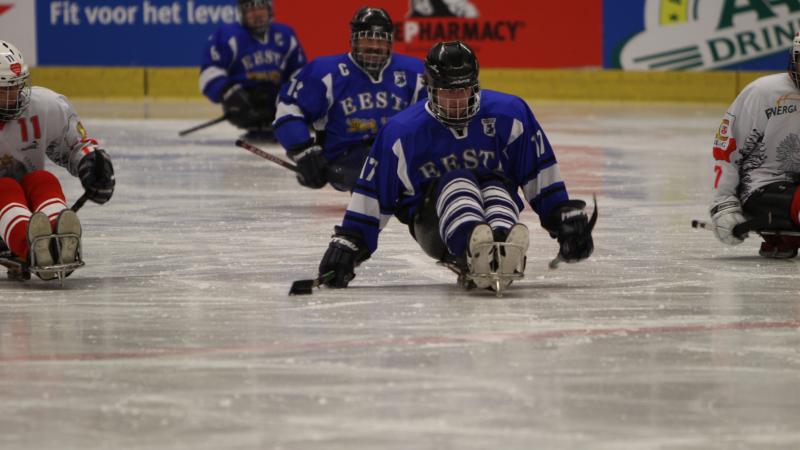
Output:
[
  {"xmin": 438, "ymin": 241, "xmax": 526, "ymax": 298},
  {"xmin": 0, "ymin": 232, "xmax": 85, "ymax": 287}
]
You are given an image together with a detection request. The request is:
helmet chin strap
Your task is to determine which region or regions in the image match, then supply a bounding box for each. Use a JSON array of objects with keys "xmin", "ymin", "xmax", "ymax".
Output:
[
  {"xmin": 248, "ymin": 24, "xmax": 269, "ymax": 38},
  {"xmin": 350, "ymin": 50, "xmax": 390, "ymax": 80}
]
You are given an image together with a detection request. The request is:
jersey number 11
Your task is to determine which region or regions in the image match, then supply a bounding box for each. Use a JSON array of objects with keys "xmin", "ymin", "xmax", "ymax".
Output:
[{"xmin": 18, "ymin": 116, "xmax": 41, "ymax": 142}]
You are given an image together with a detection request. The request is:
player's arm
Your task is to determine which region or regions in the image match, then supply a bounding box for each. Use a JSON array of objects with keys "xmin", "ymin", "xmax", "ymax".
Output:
[
  {"xmin": 408, "ymin": 59, "xmax": 428, "ymax": 104},
  {"xmin": 199, "ymin": 29, "xmax": 235, "ymax": 103},
  {"xmin": 709, "ymin": 85, "xmax": 764, "ymax": 245},
  {"xmin": 273, "ymin": 66, "xmax": 330, "ymax": 149},
  {"xmin": 281, "ymin": 30, "xmax": 307, "ymax": 80},
  {"xmin": 318, "ymin": 132, "xmax": 404, "ymax": 287},
  {"xmin": 514, "ymin": 107, "xmax": 593, "ymax": 262},
  {"xmin": 47, "ymin": 94, "xmax": 115, "ymax": 204},
  {"xmin": 273, "ymin": 67, "xmax": 334, "ymax": 186}
]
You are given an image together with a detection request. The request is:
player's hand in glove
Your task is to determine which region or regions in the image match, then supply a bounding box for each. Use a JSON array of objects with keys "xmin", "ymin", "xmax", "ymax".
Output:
[
  {"xmin": 288, "ymin": 141, "xmax": 327, "ymax": 189},
  {"xmin": 548, "ymin": 200, "xmax": 595, "ymax": 263},
  {"xmin": 710, "ymin": 199, "xmax": 748, "ymax": 245},
  {"xmin": 319, "ymin": 226, "xmax": 370, "ymax": 288},
  {"xmin": 222, "ymin": 84, "xmax": 261, "ymax": 129},
  {"xmin": 78, "ymin": 149, "xmax": 115, "ymax": 204}
]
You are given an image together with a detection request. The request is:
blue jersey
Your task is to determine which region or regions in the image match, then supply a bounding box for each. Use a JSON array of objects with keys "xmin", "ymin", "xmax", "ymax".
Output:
[
  {"xmin": 273, "ymin": 53, "xmax": 426, "ymax": 161},
  {"xmin": 199, "ymin": 22, "xmax": 306, "ymax": 103},
  {"xmin": 341, "ymin": 90, "xmax": 570, "ymax": 255}
]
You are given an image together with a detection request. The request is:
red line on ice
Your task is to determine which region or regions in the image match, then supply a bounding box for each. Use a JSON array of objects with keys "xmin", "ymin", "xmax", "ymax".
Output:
[{"xmin": 2, "ymin": 320, "xmax": 799, "ymax": 363}]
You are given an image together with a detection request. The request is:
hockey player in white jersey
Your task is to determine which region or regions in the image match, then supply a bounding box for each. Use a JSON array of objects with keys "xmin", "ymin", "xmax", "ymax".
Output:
[
  {"xmin": 273, "ymin": 6, "xmax": 426, "ymax": 191},
  {"xmin": 0, "ymin": 41, "xmax": 115, "ymax": 281},
  {"xmin": 315, "ymin": 41, "xmax": 595, "ymax": 294},
  {"xmin": 710, "ymin": 32, "xmax": 800, "ymax": 258}
]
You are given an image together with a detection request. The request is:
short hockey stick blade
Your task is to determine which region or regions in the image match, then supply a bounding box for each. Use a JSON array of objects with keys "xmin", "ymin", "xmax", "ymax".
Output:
[{"xmin": 289, "ymin": 271, "xmax": 335, "ymax": 295}]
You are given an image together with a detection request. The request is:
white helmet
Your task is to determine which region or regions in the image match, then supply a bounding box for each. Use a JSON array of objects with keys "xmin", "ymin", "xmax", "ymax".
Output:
[
  {"xmin": 790, "ymin": 32, "xmax": 800, "ymax": 90},
  {"xmin": 0, "ymin": 40, "xmax": 31, "ymax": 121}
]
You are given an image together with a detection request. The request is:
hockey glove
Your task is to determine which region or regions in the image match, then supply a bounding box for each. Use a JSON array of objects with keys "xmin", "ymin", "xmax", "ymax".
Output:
[
  {"xmin": 222, "ymin": 84, "xmax": 262, "ymax": 129},
  {"xmin": 288, "ymin": 141, "xmax": 328, "ymax": 189},
  {"xmin": 548, "ymin": 200, "xmax": 595, "ymax": 263},
  {"xmin": 78, "ymin": 149, "xmax": 115, "ymax": 204},
  {"xmin": 319, "ymin": 226, "xmax": 370, "ymax": 288},
  {"xmin": 710, "ymin": 199, "xmax": 748, "ymax": 245}
]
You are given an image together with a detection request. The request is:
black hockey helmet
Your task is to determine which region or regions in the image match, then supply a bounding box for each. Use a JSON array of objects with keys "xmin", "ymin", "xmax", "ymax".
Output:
[
  {"xmin": 424, "ymin": 41, "xmax": 480, "ymax": 127},
  {"xmin": 790, "ymin": 32, "xmax": 800, "ymax": 89},
  {"xmin": 349, "ymin": 7, "xmax": 394, "ymax": 75},
  {"xmin": 237, "ymin": 0, "xmax": 272, "ymax": 35}
]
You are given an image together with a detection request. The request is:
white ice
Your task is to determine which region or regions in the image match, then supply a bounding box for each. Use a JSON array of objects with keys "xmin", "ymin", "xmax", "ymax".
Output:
[{"xmin": 1, "ymin": 101, "xmax": 799, "ymax": 450}]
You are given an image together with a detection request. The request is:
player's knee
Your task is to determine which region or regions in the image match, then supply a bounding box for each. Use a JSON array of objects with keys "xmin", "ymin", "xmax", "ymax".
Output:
[
  {"xmin": 21, "ymin": 170, "xmax": 59, "ymax": 188},
  {"xmin": 0, "ymin": 177, "xmax": 25, "ymax": 204},
  {"xmin": 0, "ymin": 176, "xmax": 22, "ymax": 191},
  {"xmin": 791, "ymin": 186, "xmax": 800, "ymax": 226},
  {"xmin": 435, "ymin": 170, "xmax": 481, "ymax": 204}
]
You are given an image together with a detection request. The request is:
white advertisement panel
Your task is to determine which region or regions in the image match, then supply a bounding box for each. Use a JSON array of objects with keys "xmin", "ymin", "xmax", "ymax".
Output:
[{"xmin": 0, "ymin": 1, "xmax": 37, "ymax": 66}]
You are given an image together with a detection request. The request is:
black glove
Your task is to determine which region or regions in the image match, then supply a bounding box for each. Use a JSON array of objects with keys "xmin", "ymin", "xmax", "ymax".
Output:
[
  {"xmin": 288, "ymin": 141, "xmax": 327, "ymax": 189},
  {"xmin": 318, "ymin": 226, "xmax": 370, "ymax": 288},
  {"xmin": 78, "ymin": 149, "xmax": 115, "ymax": 204},
  {"xmin": 547, "ymin": 200, "xmax": 595, "ymax": 263},
  {"xmin": 222, "ymin": 84, "xmax": 262, "ymax": 129}
]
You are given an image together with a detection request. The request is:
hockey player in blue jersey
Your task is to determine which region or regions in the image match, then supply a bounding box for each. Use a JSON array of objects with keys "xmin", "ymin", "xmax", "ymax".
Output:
[
  {"xmin": 316, "ymin": 41, "xmax": 596, "ymax": 293},
  {"xmin": 273, "ymin": 7, "xmax": 426, "ymax": 191},
  {"xmin": 200, "ymin": 0, "xmax": 305, "ymax": 140}
]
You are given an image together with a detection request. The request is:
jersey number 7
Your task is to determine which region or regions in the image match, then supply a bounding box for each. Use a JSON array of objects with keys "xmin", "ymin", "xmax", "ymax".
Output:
[{"xmin": 360, "ymin": 156, "xmax": 378, "ymax": 182}]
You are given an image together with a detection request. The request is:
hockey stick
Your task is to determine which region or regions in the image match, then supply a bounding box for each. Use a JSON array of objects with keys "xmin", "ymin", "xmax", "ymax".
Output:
[
  {"xmin": 550, "ymin": 194, "xmax": 599, "ymax": 269},
  {"xmin": 178, "ymin": 115, "xmax": 227, "ymax": 137},
  {"xmin": 235, "ymin": 139, "xmax": 299, "ymax": 172},
  {"xmin": 289, "ymin": 271, "xmax": 335, "ymax": 295},
  {"xmin": 235, "ymin": 140, "xmax": 356, "ymax": 187},
  {"xmin": 71, "ymin": 193, "xmax": 90, "ymax": 212}
]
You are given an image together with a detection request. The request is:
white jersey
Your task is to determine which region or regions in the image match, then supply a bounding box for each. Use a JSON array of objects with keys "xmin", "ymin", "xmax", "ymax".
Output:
[
  {"xmin": 711, "ymin": 73, "xmax": 800, "ymax": 210},
  {"xmin": 0, "ymin": 86, "xmax": 96, "ymax": 181}
]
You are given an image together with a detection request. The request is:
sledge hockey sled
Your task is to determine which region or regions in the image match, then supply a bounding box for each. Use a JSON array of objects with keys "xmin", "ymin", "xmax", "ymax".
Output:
[
  {"xmin": 437, "ymin": 239, "xmax": 527, "ymax": 298},
  {"xmin": 0, "ymin": 232, "xmax": 85, "ymax": 286},
  {"xmin": 0, "ymin": 193, "xmax": 90, "ymax": 286}
]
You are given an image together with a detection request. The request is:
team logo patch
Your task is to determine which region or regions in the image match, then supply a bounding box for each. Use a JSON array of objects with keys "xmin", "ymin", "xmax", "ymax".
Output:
[
  {"xmin": 715, "ymin": 118, "xmax": 730, "ymax": 143},
  {"xmin": 346, "ymin": 118, "xmax": 378, "ymax": 134},
  {"xmin": 713, "ymin": 116, "xmax": 736, "ymax": 162},
  {"xmin": 394, "ymin": 71, "xmax": 407, "ymax": 87},
  {"xmin": 9, "ymin": 62, "xmax": 21, "ymax": 76},
  {"xmin": 482, "ymin": 118, "xmax": 496, "ymax": 137}
]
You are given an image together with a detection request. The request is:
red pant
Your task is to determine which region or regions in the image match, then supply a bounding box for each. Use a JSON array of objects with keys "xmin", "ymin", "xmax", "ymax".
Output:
[{"xmin": 0, "ymin": 171, "xmax": 67, "ymax": 259}]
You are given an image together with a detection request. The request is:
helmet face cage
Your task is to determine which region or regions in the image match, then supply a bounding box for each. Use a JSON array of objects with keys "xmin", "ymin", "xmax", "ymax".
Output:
[
  {"xmin": 238, "ymin": 0, "xmax": 271, "ymax": 34},
  {"xmin": 350, "ymin": 30, "xmax": 393, "ymax": 73},
  {"xmin": 424, "ymin": 41, "xmax": 481, "ymax": 127},
  {"xmin": 0, "ymin": 41, "xmax": 31, "ymax": 122},
  {"xmin": 0, "ymin": 74, "xmax": 31, "ymax": 122},
  {"xmin": 349, "ymin": 7, "xmax": 394, "ymax": 75},
  {"xmin": 427, "ymin": 82, "xmax": 480, "ymax": 127},
  {"xmin": 790, "ymin": 33, "xmax": 800, "ymax": 89}
]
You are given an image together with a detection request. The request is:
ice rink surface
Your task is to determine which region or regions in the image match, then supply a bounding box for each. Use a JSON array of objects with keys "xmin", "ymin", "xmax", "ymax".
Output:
[{"xmin": 1, "ymin": 101, "xmax": 799, "ymax": 449}]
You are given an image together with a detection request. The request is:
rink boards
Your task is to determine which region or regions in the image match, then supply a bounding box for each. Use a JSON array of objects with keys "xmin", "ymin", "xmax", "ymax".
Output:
[{"xmin": 29, "ymin": 66, "xmax": 774, "ymax": 103}]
